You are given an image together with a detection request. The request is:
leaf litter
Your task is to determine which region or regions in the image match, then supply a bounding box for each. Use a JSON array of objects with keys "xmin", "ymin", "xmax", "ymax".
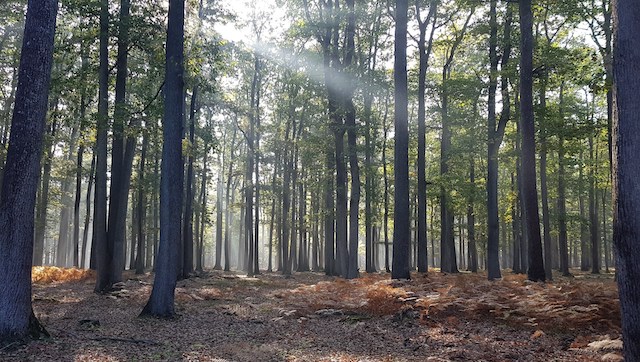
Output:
[{"xmin": 0, "ymin": 267, "xmax": 623, "ymax": 361}]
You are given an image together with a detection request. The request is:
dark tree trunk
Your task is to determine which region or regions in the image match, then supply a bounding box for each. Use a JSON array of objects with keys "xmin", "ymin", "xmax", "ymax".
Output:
[
  {"xmin": 612, "ymin": 1, "xmax": 640, "ymax": 357},
  {"xmin": 103, "ymin": 0, "xmax": 132, "ymax": 286},
  {"xmin": 487, "ymin": 0, "xmax": 512, "ymax": 280},
  {"xmin": 439, "ymin": 10, "xmax": 472, "ymax": 274},
  {"xmin": 539, "ymin": 75, "xmax": 553, "ymax": 280},
  {"xmin": 416, "ymin": 0, "xmax": 437, "ymax": 274},
  {"xmin": 519, "ymin": 0, "xmax": 545, "ymax": 282},
  {"xmin": 141, "ymin": 0, "xmax": 184, "ymax": 318},
  {"xmin": 93, "ymin": 0, "xmax": 110, "ymax": 291},
  {"xmin": 392, "ymin": 0, "xmax": 410, "ymax": 280},
  {"xmin": 0, "ymin": 0, "xmax": 57, "ymax": 342}
]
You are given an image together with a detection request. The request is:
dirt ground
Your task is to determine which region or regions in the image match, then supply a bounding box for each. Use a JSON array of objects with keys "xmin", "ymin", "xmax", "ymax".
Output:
[{"xmin": 0, "ymin": 269, "xmax": 624, "ymax": 361}]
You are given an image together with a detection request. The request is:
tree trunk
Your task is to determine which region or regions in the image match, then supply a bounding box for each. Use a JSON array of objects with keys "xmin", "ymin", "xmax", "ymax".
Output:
[
  {"xmin": 557, "ymin": 83, "xmax": 571, "ymax": 277},
  {"xmin": 468, "ymin": 158, "xmax": 478, "ymax": 273},
  {"xmin": 93, "ymin": 0, "xmax": 110, "ymax": 291},
  {"xmin": 382, "ymin": 95, "xmax": 391, "ymax": 273},
  {"xmin": 416, "ymin": 0, "xmax": 437, "ymax": 274},
  {"xmin": 612, "ymin": 2, "xmax": 640, "ymax": 356},
  {"xmin": 81, "ymin": 153, "xmax": 95, "ymax": 269},
  {"xmin": 519, "ymin": 0, "xmax": 545, "ymax": 282},
  {"xmin": 0, "ymin": 0, "xmax": 57, "ymax": 342},
  {"xmin": 538, "ymin": 75, "xmax": 553, "ymax": 280},
  {"xmin": 589, "ymin": 136, "xmax": 600, "ymax": 274},
  {"xmin": 33, "ymin": 117, "xmax": 57, "ymax": 266},
  {"xmin": 392, "ymin": 0, "xmax": 411, "ymax": 280},
  {"xmin": 135, "ymin": 136, "xmax": 147, "ymax": 274},
  {"xmin": 487, "ymin": 0, "xmax": 512, "ymax": 280},
  {"xmin": 182, "ymin": 86, "xmax": 197, "ymax": 278},
  {"xmin": 141, "ymin": 0, "xmax": 184, "ymax": 318}
]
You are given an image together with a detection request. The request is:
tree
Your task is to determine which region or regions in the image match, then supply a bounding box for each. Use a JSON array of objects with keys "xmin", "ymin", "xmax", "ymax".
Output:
[
  {"xmin": 93, "ymin": 0, "xmax": 110, "ymax": 292},
  {"xmin": 518, "ymin": 0, "xmax": 545, "ymax": 282},
  {"xmin": 140, "ymin": 0, "xmax": 184, "ymax": 318},
  {"xmin": 415, "ymin": 0, "xmax": 438, "ymax": 274},
  {"xmin": 392, "ymin": 0, "xmax": 410, "ymax": 280},
  {"xmin": 612, "ymin": 1, "xmax": 640, "ymax": 358},
  {"xmin": 486, "ymin": 0, "xmax": 512, "ymax": 280},
  {"xmin": 0, "ymin": 0, "xmax": 58, "ymax": 343}
]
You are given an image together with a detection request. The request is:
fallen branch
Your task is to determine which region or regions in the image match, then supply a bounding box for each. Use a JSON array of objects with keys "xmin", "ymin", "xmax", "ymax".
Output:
[{"xmin": 88, "ymin": 336, "xmax": 162, "ymax": 346}]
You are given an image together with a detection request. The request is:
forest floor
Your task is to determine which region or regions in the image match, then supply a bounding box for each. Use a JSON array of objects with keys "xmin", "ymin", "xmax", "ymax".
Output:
[{"xmin": 1, "ymin": 267, "xmax": 623, "ymax": 362}]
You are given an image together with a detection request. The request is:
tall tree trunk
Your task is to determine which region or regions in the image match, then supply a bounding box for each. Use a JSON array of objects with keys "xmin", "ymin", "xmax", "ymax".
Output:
[
  {"xmin": 539, "ymin": 75, "xmax": 553, "ymax": 280},
  {"xmin": 439, "ymin": 9, "xmax": 472, "ymax": 274},
  {"xmin": 135, "ymin": 135, "xmax": 147, "ymax": 274},
  {"xmin": 93, "ymin": 0, "xmax": 110, "ymax": 291},
  {"xmin": 519, "ymin": 0, "xmax": 545, "ymax": 282},
  {"xmin": 33, "ymin": 116, "xmax": 57, "ymax": 266},
  {"xmin": 382, "ymin": 95, "xmax": 390, "ymax": 273},
  {"xmin": 0, "ymin": 0, "xmax": 57, "ymax": 341},
  {"xmin": 557, "ymin": 82, "xmax": 571, "ymax": 276},
  {"xmin": 182, "ymin": 86, "xmax": 197, "ymax": 278},
  {"xmin": 589, "ymin": 135, "xmax": 600, "ymax": 274},
  {"xmin": 416, "ymin": 0, "xmax": 437, "ymax": 274},
  {"xmin": 612, "ymin": 1, "xmax": 640, "ymax": 357},
  {"xmin": 487, "ymin": 0, "xmax": 512, "ymax": 280},
  {"xmin": 579, "ymin": 148, "xmax": 590, "ymax": 271},
  {"xmin": 392, "ymin": 0, "xmax": 411, "ymax": 280},
  {"xmin": 141, "ymin": 0, "xmax": 184, "ymax": 317}
]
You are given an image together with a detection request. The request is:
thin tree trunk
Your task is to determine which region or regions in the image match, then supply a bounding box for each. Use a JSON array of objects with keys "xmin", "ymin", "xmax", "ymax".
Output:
[
  {"xmin": 81, "ymin": 153, "xmax": 95, "ymax": 269},
  {"xmin": 182, "ymin": 86, "xmax": 197, "ymax": 278}
]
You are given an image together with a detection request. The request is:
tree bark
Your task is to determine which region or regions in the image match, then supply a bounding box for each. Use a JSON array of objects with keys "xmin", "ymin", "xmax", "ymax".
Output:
[
  {"xmin": 0, "ymin": 0, "xmax": 57, "ymax": 342},
  {"xmin": 93, "ymin": 0, "xmax": 110, "ymax": 291},
  {"xmin": 392, "ymin": 0, "xmax": 410, "ymax": 280},
  {"xmin": 182, "ymin": 86, "xmax": 197, "ymax": 278},
  {"xmin": 141, "ymin": 0, "xmax": 184, "ymax": 318},
  {"xmin": 612, "ymin": 1, "xmax": 640, "ymax": 357},
  {"xmin": 416, "ymin": 0, "xmax": 437, "ymax": 274},
  {"xmin": 519, "ymin": 0, "xmax": 545, "ymax": 282}
]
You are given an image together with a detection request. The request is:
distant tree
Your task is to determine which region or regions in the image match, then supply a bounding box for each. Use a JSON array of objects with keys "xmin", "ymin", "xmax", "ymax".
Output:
[
  {"xmin": 140, "ymin": 0, "xmax": 184, "ymax": 318},
  {"xmin": 0, "ymin": 0, "xmax": 58, "ymax": 342},
  {"xmin": 612, "ymin": 0, "xmax": 640, "ymax": 358},
  {"xmin": 392, "ymin": 0, "xmax": 411, "ymax": 280}
]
